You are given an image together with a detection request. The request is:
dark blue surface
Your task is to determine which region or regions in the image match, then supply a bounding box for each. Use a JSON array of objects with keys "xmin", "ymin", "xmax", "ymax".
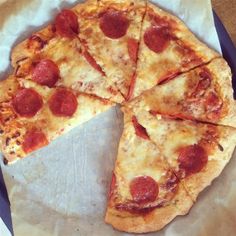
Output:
[
  {"xmin": 0, "ymin": 11, "xmax": 235, "ymax": 236},
  {"xmin": 0, "ymin": 168, "xmax": 13, "ymax": 235},
  {"xmin": 213, "ymin": 11, "xmax": 236, "ymax": 98}
]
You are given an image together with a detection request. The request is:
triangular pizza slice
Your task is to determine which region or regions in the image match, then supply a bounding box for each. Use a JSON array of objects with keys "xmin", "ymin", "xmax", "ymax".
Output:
[
  {"xmin": 129, "ymin": 1, "xmax": 219, "ymax": 99},
  {"xmin": 105, "ymin": 108, "xmax": 194, "ymax": 233},
  {"xmin": 75, "ymin": 0, "xmax": 147, "ymax": 99},
  {"xmin": 127, "ymin": 58, "xmax": 236, "ymax": 127},
  {"xmin": 11, "ymin": 0, "xmax": 123, "ymax": 103},
  {"xmin": 0, "ymin": 77, "xmax": 114, "ymax": 164},
  {"xmin": 132, "ymin": 109, "xmax": 236, "ymax": 202}
]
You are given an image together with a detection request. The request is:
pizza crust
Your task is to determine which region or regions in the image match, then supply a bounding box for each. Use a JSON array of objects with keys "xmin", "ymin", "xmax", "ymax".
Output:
[
  {"xmin": 206, "ymin": 58, "xmax": 236, "ymax": 127},
  {"xmin": 105, "ymin": 183, "xmax": 193, "ymax": 233},
  {"xmin": 182, "ymin": 126, "xmax": 236, "ymax": 201}
]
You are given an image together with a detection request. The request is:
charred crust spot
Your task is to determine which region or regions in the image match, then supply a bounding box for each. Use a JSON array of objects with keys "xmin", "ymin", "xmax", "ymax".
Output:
[
  {"xmin": 15, "ymin": 57, "xmax": 29, "ymax": 65},
  {"xmin": 3, "ymin": 158, "xmax": 9, "ymax": 165},
  {"xmin": 15, "ymin": 66, "xmax": 21, "ymax": 78},
  {"xmin": 0, "ymin": 129, "xmax": 4, "ymax": 134},
  {"xmin": 10, "ymin": 151, "xmax": 15, "ymax": 155},
  {"xmin": 5, "ymin": 137, "xmax": 10, "ymax": 146},
  {"xmin": 217, "ymin": 143, "xmax": 224, "ymax": 152},
  {"xmin": 4, "ymin": 117, "xmax": 11, "ymax": 123},
  {"xmin": 12, "ymin": 131, "xmax": 21, "ymax": 139},
  {"xmin": 16, "ymin": 140, "xmax": 21, "ymax": 146}
]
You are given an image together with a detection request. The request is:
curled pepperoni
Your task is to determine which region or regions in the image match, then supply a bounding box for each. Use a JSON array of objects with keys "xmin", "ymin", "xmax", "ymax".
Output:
[
  {"xmin": 132, "ymin": 116, "xmax": 150, "ymax": 140},
  {"xmin": 32, "ymin": 59, "xmax": 60, "ymax": 88},
  {"xmin": 49, "ymin": 88, "xmax": 78, "ymax": 117},
  {"xmin": 99, "ymin": 10, "xmax": 129, "ymax": 39},
  {"xmin": 144, "ymin": 26, "xmax": 171, "ymax": 53},
  {"xmin": 130, "ymin": 176, "xmax": 159, "ymax": 204},
  {"xmin": 55, "ymin": 9, "xmax": 79, "ymax": 38},
  {"xmin": 22, "ymin": 129, "xmax": 48, "ymax": 154},
  {"xmin": 127, "ymin": 38, "xmax": 139, "ymax": 63},
  {"xmin": 12, "ymin": 88, "xmax": 43, "ymax": 118},
  {"xmin": 178, "ymin": 144, "xmax": 208, "ymax": 176}
]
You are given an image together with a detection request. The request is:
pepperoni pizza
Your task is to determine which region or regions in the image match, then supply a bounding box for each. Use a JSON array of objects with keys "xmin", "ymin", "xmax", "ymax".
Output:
[
  {"xmin": 0, "ymin": 0, "xmax": 236, "ymax": 234},
  {"xmin": 105, "ymin": 109, "xmax": 194, "ymax": 233},
  {"xmin": 127, "ymin": 58, "xmax": 236, "ymax": 127},
  {"xmin": 0, "ymin": 77, "xmax": 114, "ymax": 163},
  {"xmin": 128, "ymin": 2, "xmax": 219, "ymax": 99},
  {"xmin": 105, "ymin": 108, "xmax": 236, "ymax": 233}
]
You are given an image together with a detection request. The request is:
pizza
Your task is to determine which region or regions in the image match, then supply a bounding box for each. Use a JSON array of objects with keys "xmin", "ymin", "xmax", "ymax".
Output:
[
  {"xmin": 129, "ymin": 109, "xmax": 236, "ymax": 201},
  {"xmin": 76, "ymin": 0, "xmax": 147, "ymax": 99},
  {"xmin": 105, "ymin": 109, "xmax": 194, "ymax": 233},
  {"xmin": 127, "ymin": 58, "xmax": 236, "ymax": 127},
  {"xmin": 128, "ymin": 1, "xmax": 219, "ymax": 99},
  {"xmin": 105, "ymin": 108, "xmax": 236, "ymax": 233},
  {"xmin": 0, "ymin": 0, "xmax": 236, "ymax": 234},
  {"xmin": 11, "ymin": 1, "xmax": 123, "ymax": 103},
  {"xmin": 0, "ymin": 76, "xmax": 114, "ymax": 164}
]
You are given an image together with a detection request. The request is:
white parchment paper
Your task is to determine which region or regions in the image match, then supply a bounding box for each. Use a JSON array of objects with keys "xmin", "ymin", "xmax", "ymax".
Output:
[{"xmin": 1, "ymin": 1, "xmax": 235, "ymax": 236}]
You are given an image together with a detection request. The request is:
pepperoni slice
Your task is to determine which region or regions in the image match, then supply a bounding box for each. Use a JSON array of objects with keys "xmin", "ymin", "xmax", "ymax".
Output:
[
  {"xmin": 178, "ymin": 144, "xmax": 208, "ymax": 176},
  {"xmin": 132, "ymin": 116, "xmax": 150, "ymax": 140},
  {"xmin": 32, "ymin": 59, "xmax": 60, "ymax": 88},
  {"xmin": 126, "ymin": 74, "xmax": 136, "ymax": 101},
  {"xmin": 130, "ymin": 176, "xmax": 159, "ymax": 204},
  {"xmin": 55, "ymin": 9, "xmax": 79, "ymax": 38},
  {"xmin": 99, "ymin": 10, "xmax": 129, "ymax": 39},
  {"xmin": 22, "ymin": 129, "xmax": 48, "ymax": 154},
  {"xmin": 144, "ymin": 26, "xmax": 171, "ymax": 53},
  {"xmin": 49, "ymin": 88, "xmax": 78, "ymax": 117},
  {"xmin": 83, "ymin": 50, "xmax": 106, "ymax": 76},
  {"xmin": 127, "ymin": 38, "xmax": 139, "ymax": 63},
  {"xmin": 12, "ymin": 88, "xmax": 43, "ymax": 118}
]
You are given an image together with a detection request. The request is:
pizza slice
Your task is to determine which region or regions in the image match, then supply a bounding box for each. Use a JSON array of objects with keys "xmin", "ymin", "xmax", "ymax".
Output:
[
  {"xmin": 127, "ymin": 58, "xmax": 236, "ymax": 128},
  {"xmin": 131, "ymin": 109, "xmax": 236, "ymax": 201},
  {"xmin": 105, "ymin": 109, "xmax": 194, "ymax": 233},
  {"xmin": 0, "ymin": 77, "xmax": 114, "ymax": 164},
  {"xmin": 10, "ymin": 1, "xmax": 123, "ymax": 103},
  {"xmin": 129, "ymin": 1, "xmax": 220, "ymax": 99},
  {"xmin": 75, "ymin": 0, "xmax": 147, "ymax": 99}
]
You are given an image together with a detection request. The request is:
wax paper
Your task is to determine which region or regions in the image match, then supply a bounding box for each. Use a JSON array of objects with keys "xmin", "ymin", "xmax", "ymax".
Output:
[{"xmin": 1, "ymin": 1, "xmax": 235, "ymax": 236}]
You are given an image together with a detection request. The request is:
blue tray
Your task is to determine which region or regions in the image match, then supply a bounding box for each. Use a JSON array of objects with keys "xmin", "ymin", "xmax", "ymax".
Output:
[{"xmin": 0, "ymin": 11, "xmax": 236, "ymax": 236}]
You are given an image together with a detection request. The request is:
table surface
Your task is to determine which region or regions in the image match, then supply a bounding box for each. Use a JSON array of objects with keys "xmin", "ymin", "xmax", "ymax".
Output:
[{"xmin": 212, "ymin": 0, "xmax": 236, "ymax": 46}]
